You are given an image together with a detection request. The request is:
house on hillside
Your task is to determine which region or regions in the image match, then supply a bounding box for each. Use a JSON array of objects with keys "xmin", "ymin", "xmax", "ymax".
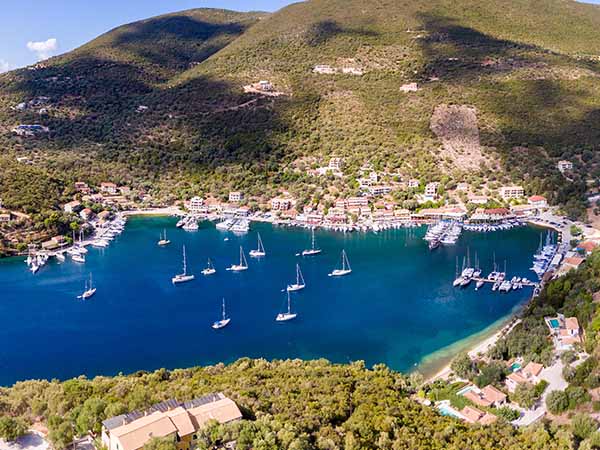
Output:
[
  {"xmin": 64, "ymin": 201, "xmax": 82, "ymax": 214},
  {"xmin": 461, "ymin": 385, "xmax": 507, "ymax": 408},
  {"xmin": 460, "ymin": 406, "xmax": 497, "ymax": 425},
  {"xmin": 557, "ymin": 160, "xmax": 573, "ymax": 173},
  {"xmin": 313, "ymin": 65, "xmax": 336, "ymax": 74},
  {"xmin": 499, "ymin": 186, "xmax": 524, "ymax": 201},
  {"xmin": 100, "ymin": 182, "xmax": 118, "ymax": 195},
  {"xmin": 101, "ymin": 394, "xmax": 242, "ymax": 450},
  {"xmin": 505, "ymin": 362, "xmax": 543, "ymax": 392},
  {"xmin": 527, "ymin": 195, "xmax": 547, "ymax": 208},
  {"xmin": 188, "ymin": 197, "xmax": 204, "ymax": 213},
  {"xmin": 228, "ymin": 192, "xmax": 243, "ymax": 203}
]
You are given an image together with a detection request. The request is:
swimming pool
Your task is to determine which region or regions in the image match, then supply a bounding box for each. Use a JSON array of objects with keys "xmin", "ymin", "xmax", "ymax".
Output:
[
  {"xmin": 438, "ymin": 403, "xmax": 463, "ymax": 419},
  {"xmin": 549, "ymin": 319, "xmax": 560, "ymax": 329},
  {"xmin": 456, "ymin": 385, "xmax": 474, "ymax": 396},
  {"xmin": 510, "ymin": 362, "xmax": 522, "ymax": 372}
]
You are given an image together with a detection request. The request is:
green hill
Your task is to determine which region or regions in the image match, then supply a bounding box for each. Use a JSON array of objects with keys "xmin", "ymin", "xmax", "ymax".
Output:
[{"xmin": 1, "ymin": 0, "xmax": 600, "ymax": 222}]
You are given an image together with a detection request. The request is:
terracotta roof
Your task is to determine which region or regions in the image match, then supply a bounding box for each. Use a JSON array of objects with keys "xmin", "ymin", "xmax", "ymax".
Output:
[
  {"xmin": 564, "ymin": 257, "xmax": 585, "ymax": 267},
  {"xmin": 187, "ymin": 398, "xmax": 242, "ymax": 428},
  {"xmin": 166, "ymin": 408, "xmax": 195, "ymax": 437},
  {"xmin": 481, "ymin": 385, "xmax": 507, "ymax": 404},
  {"xmin": 578, "ymin": 241, "xmax": 598, "ymax": 252},
  {"xmin": 484, "ymin": 208, "xmax": 510, "ymax": 215},
  {"xmin": 565, "ymin": 317, "xmax": 580, "ymax": 331},
  {"xmin": 528, "ymin": 195, "xmax": 546, "ymax": 202},
  {"xmin": 112, "ymin": 412, "xmax": 178, "ymax": 450},
  {"xmin": 523, "ymin": 362, "xmax": 543, "ymax": 378},
  {"xmin": 507, "ymin": 372, "xmax": 529, "ymax": 385},
  {"xmin": 463, "ymin": 390, "xmax": 492, "ymax": 408},
  {"xmin": 460, "ymin": 406, "xmax": 497, "ymax": 425}
]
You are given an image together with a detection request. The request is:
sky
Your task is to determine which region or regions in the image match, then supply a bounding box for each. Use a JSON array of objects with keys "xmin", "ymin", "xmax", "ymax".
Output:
[
  {"xmin": 1, "ymin": 0, "xmax": 599, "ymax": 73},
  {"xmin": 0, "ymin": 0, "xmax": 296, "ymax": 72}
]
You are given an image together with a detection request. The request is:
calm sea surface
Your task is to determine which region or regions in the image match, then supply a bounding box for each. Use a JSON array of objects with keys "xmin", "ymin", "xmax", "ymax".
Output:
[{"xmin": 0, "ymin": 217, "xmax": 545, "ymax": 385}]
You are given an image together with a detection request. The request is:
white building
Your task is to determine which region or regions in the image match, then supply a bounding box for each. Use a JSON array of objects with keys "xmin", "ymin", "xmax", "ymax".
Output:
[
  {"xmin": 100, "ymin": 182, "xmax": 118, "ymax": 195},
  {"xmin": 313, "ymin": 65, "xmax": 336, "ymax": 74},
  {"xmin": 329, "ymin": 158, "xmax": 343, "ymax": 170},
  {"xmin": 271, "ymin": 197, "xmax": 293, "ymax": 211},
  {"xmin": 424, "ymin": 182, "xmax": 439, "ymax": 201},
  {"xmin": 228, "ymin": 191, "xmax": 243, "ymax": 203},
  {"xmin": 258, "ymin": 80, "xmax": 273, "ymax": 91},
  {"xmin": 369, "ymin": 185, "xmax": 393, "ymax": 196},
  {"xmin": 188, "ymin": 196, "xmax": 204, "ymax": 213},
  {"xmin": 557, "ymin": 160, "xmax": 573, "ymax": 173},
  {"xmin": 408, "ymin": 179, "xmax": 420, "ymax": 189},
  {"xmin": 499, "ymin": 186, "xmax": 524, "ymax": 201},
  {"xmin": 64, "ymin": 201, "xmax": 82, "ymax": 214}
]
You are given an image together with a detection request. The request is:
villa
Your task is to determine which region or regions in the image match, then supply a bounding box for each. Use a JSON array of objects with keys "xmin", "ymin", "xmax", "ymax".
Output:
[
  {"xmin": 461, "ymin": 384, "xmax": 507, "ymax": 408},
  {"xmin": 505, "ymin": 362, "xmax": 543, "ymax": 392},
  {"xmin": 546, "ymin": 315, "xmax": 582, "ymax": 350},
  {"xmin": 557, "ymin": 160, "xmax": 573, "ymax": 173},
  {"xmin": 408, "ymin": 179, "xmax": 420, "ymax": 189},
  {"xmin": 527, "ymin": 195, "xmax": 547, "ymax": 208},
  {"xmin": 74, "ymin": 181, "xmax": 91, "ymax": 194},
  {"xmin": 11, "ymin": 124, "xmax": 49, "ymax": 136},
  {"xmin": 460, "ymin": 406, "xmax": 497, "ymax": 425},
  {"xmin": 101, "ymin": 393, "xmax": 242, "ymax": 450},
  {"xmin": 0, "ymin": 212, "xmax": 12, "ymax": 223},
  {"xmin": 369, "ymin": 185, "xmax": 393, "ymax": 196},
  {"xmin": 313, "ymin": 65, "xmax": 336, "ymax": 74}
]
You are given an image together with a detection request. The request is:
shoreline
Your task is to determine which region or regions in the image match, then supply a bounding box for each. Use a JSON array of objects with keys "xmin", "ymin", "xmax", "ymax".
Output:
[{"xmin": 419, "ymin": 302, "xmax": 526, "ymax": 382}]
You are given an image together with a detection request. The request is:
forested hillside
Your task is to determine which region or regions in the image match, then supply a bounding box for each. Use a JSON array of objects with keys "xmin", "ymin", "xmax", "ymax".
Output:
[
  {"xmin": 0, "ymin": 359, "xmax": 576, "ymax": 450},
  {"xmin": 1, "ymin": 0, "xmax": 600, "ymax": 219}
]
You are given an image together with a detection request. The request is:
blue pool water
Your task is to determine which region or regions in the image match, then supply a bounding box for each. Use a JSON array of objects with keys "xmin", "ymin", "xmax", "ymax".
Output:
[
  {"xmin": 0, "ymin": 217, "xmax": 543, "ymax": 385},
  {"xmin": 549, "ymin": 319, "xmax": 560, "ymax": 328}
]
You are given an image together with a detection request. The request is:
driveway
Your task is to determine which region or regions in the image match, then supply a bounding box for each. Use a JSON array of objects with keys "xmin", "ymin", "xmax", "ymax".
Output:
[{"xmin": 512, "ymin": 358, "xmax": 567, "ymax": 427}]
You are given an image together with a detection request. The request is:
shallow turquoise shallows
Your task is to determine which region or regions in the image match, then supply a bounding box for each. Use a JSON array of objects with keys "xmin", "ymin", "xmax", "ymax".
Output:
[{"xmin": 0, "ymin": 217, "xmax": 544, "ymax": 385}]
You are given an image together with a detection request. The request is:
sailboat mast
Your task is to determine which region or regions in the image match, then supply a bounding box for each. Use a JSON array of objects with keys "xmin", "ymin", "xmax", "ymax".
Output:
[
  {"xmin": 287, "ymin": 291, "xmax": 291, "ymax": 314},
  {"xmin": 183, "ymin": 246, "xmax": 187, "ymax": 275},
  {"xmin": 312, "ymin": 229, "xmax": 315, "ymax": 250},
  {"xmin": 222, "ymin": 298, "xmax": 226, "ymax": 320}
]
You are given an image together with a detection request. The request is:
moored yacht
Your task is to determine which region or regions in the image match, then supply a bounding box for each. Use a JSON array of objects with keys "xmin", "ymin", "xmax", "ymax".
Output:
[
  {"xmin": 157, "ymin": 229, "xmax": 171, "ymax": 246},
  {"xmin": 172, "ymin": 245, "xmax": 195, "ymax": 284},
  {"xmin": 276, "ymin": 291, "xmax": 297, "ymax": 322},
  {"xmin": 212, "ymin": 298, "xmax": 231, "ymax": 329},
  {"xmin": 329, "ymin": 249, "xmax": 352, "ymax": 277},
  {"xmin": 78, "ymin": 273, "xmax": 97, "ymax": 299},
  {"xmin": 287, "ymin": 263, "xmax": 306, "ymax": 292},
  {"xmin": 301, "ymin": 228, "xmax": 322, "ymax": 256},
  {"xmin": 227, "ymin": 246, "xmax": 249, "ymax": 272},
  {"xmin": 249, "ymin": 232, "xmax": 266, "ymax": 257},
  {"xmin": 202, "ymin": 258, "xmax": 217, "ymax": 275}
]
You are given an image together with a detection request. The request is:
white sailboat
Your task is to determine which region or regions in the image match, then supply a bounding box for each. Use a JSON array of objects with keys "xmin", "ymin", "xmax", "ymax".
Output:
[
  {"xmin": 276, "ymin": 291, "xmax": 297, "ymax": 322},
  {"xmin": 227, "ymin": 246, "xmax": 248, "ymax": 272},
  {"xmin": 172, "ymin": 245, "xmax": 195, "ymax": 284},
  {"xmin": 212, "ymin": 298, "xmax": 231, "ymax": 329},
  {"xmin": 249, "ymin": 232, "xmax": 266, "ymax": 257},
  {"xmin": 202, "ymin": 258, "xmax": 217, "ymax": 275},
  {"xmin": 72, "ymin": 253, "xmax": 85, "ymax": 263},
  {"xmin": 157, "ymin": 229, "xmax": 171, "ymax": 246},
  {"xmin": 287, "ymin": 263, "xmax": 306, "ymax": 292},
  {"xmin": 55, "ymin": 252, "xmax": 66, "ymax": 262},
  {"xmin": 329, "ymin": 249, "xmax": 352, "ymax": 277},
  {"xmin": 301, "ymin": 228, "xmax": 322, "ymax": 256},
  {"xmin": 78, "ymin": 273, "xmax": 97, "ymax": 299}
]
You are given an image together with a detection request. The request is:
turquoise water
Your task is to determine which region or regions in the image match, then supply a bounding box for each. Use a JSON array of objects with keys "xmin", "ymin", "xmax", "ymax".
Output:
[
  {"xmin": 510, "ymin": 362, "xmax": 522, "ymax": 372},
  {"xmin": 438, "ymin": 403, "xmax": 463, "ymax": 418},
  {"xmin": 549, "ymin": 319, "xmax": 560, "ymax": 328},
  {"xmin": 0, "ymin": 217, "xmax": 542, "ymax": 385}
]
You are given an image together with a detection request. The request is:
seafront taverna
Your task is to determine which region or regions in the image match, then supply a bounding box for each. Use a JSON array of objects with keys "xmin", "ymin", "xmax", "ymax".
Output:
[{"xmin": 101, "ymin": 393, "xmax": 242, "ymax": 450}]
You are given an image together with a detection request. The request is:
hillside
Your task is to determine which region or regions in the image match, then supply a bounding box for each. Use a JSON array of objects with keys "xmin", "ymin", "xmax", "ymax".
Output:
[
  {"xmin": 1, "ymin": 1, "xmax": 600, "ymax": 231},
  {"xmin": 0, "ymin": 359, "xmax": 575, "ymax": 450}
]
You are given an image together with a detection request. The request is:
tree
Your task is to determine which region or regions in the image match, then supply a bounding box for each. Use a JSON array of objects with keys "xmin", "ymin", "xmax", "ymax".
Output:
[
  {"xmin": 0, "ymin": 417, "xmax": 27, "ymax": 442},
  {"xmin": 572, "ymin": 414, "xmax": 598, "ymax": 441},
  {"xmin": 512, "ymin": 383, "xmax": 537, "ymax": 409},
  {"xmin": 450, "ymin": 353, "xmax": 477, "ymax": 380},
  {"xmin": 546, "ymin": 390, "xmax": 570, "ymax": 415},
  {"xmin": 143, "ymin": 437, "xmax": 177, "ymax": 450}
]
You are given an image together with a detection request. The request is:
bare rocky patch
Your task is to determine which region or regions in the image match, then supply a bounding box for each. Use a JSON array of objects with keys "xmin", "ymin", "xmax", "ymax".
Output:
[{"xmin": 430, "ymin": 104, "xmax": 487, "ymax": 171}]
